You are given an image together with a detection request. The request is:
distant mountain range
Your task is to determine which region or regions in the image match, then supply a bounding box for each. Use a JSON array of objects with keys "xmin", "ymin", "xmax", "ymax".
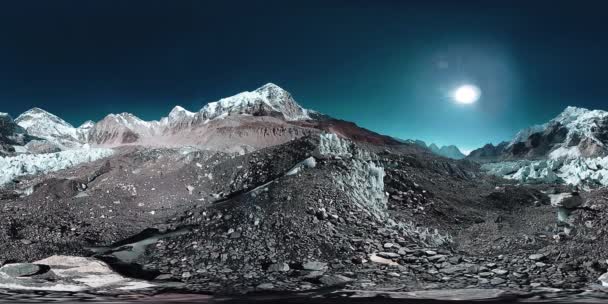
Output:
[
  {"xmin": 395, "ymin": 139, "xmax": 466, "ymax": 159},
  {"xmin": 0, "ymin": 83, "xmax": 402, "ymax": 155}
]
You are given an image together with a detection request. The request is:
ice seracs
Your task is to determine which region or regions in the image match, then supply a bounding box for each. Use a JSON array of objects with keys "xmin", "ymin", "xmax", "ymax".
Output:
[{"xmin": 0, "ymin": 146, "xmax": 114, "ymax": 186}]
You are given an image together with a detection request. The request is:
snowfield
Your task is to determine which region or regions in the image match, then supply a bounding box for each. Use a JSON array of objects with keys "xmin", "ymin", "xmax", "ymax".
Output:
[
  {"xmin": 0, "ymin": 147, "xmax": 114, "ymax": 186},
  {"xmin": 482, "ymin": 156, "xmax": 608, "ymax": 187}
]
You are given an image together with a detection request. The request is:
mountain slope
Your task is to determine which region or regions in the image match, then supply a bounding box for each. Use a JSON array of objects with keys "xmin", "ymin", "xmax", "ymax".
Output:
[{"xmin": 0, "ymin": 113, "xmax": 31, "ymax": 154}]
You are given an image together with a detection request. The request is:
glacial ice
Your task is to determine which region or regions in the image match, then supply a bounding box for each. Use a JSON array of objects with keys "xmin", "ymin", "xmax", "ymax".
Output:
[{"xmin": 0, "ymin": 147, "xmax": 114, "ymax": 186}]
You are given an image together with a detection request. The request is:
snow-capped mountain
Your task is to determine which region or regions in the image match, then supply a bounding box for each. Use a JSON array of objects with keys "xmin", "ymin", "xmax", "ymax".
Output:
[
  {"xmin": 15, "ymin": 108, "xmax": 84, "ymax": 149},
  {"xmin": 4, "ymin": 83, "xmax": 399, "ymax": 153},
  {"xmin": 198, "ymin": 83, "xmax": 311, "ymax": 121},
  {"xmin": 468, "ymin": 106, "xmax": 608, "ymax": 162}
]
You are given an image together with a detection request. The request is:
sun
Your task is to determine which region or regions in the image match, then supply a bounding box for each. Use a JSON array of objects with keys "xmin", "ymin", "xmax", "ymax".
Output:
[{"xmin": 453, "ymin": 84, "xmax": 481, "ymax": 104}]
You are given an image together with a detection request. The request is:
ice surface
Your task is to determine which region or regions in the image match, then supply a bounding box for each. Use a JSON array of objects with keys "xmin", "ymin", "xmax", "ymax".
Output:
[{"xmin": 0, "ymin": 147, "xmax": 114, "ymax": 186}]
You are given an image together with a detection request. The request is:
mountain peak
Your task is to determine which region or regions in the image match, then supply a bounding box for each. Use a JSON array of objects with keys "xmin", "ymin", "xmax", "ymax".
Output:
[
  {"xmin": 78, "ymin": 120, "xmax": 95, "ymax": 129},
  {"xmin": 17, "ymin": 107, "xmax": 58, "ymax": 120},
  {"xmin": 14, "ymin": 107, "xmax": 81, "ymax": 147},
  {"xmin": 255, "ymin": 82, "xmax": 285, "ymax": 92},
  {"xmin": 199, "ymin": 83, "xmax": 311, "ymax": 121},
  {"xmin": 169, "ymin": 105, "xmax": 194, "ymax": 116}
]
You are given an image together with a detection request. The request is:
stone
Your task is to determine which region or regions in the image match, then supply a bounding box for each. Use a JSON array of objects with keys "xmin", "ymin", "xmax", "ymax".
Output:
[
  {"xmin": 378, "ymin": 252, "xmax": 400, "ymax": 259},
  {"xmin": 550, "ymin": 192, "xmax": 583, "ymax": 209},
  {"xmin": 529, "ymin": 254, "xmax": 545, "ymax": 261},
  {"xmin": 0, "ymin": 263, "xmax": 45, "ymax": 277},
  {"xmin": 479, "ymin": 272, "xmax": 494, "ymax": 278},
  {"xmin": 428, "ymin": 255, "xmax": 447, "ymax": 262},
  {"xmin": 319, "ymin": 275, "xmax": 352, "ymax": 287},
  {"xmin": 369, "ymin": 254, "xmax": 398, "ymax": 266},
  {"xmin": 155, "ymin": 274, "xmax": 173, "ymax": 280},
  {"xmin": 599, "ymin": 272, "xmax": 608, "ymax": 287},
  {"xmin": 302, "ymin": 271, "xmax": 325, "ymax": 280},
  {"xmin": 440, "ymin": 264, "xmax": 466, "ymax": 275},
  {"xmin": 186, "ymin": 185, "xmax": 195, "ymax": 195},
  {"xmin": 256, "ymin": 283, "xmax": 274, "ymax": 290},
  {"xmin": 492, "ymin": 269, "xmax": 509, "ymax": 276},
  {"xmin": 302, "ymin": 261, "xmax": 328, "ymax": 271},
  {"xmin": 351, "ymin": 257, "xmax": 364, "ymax": 264},
  {"xmin": 267, "ymin": 262, "xmax": 290, "ymax": 272},
  {"xmin": 490, "ymin": 278, "xmax": 506, "ymax": 285}
]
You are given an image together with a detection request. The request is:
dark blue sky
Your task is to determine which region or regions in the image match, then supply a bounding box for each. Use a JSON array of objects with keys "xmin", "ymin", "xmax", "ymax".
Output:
[{"xmin": 1, "ymin": 0, "xmax": 607, "ymax": 151}]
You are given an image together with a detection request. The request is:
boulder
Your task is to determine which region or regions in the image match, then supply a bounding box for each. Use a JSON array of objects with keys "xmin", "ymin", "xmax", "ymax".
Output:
[
  {"xmin": 0, "ymin": 263, "xmax": 46, "ymax": 277},
  {"xmin": 319, "ymin": 275, "xmax": 352, "ymax": 287}
]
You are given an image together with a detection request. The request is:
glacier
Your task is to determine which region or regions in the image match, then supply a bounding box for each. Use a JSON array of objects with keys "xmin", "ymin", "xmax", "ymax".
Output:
[
  {"xmin": 0, "ymin": 147, "xmax": 114, "ymax": 186},
  {"xmin": 482, "ymin": 156, "xmax": 608, "ymax": 187}
]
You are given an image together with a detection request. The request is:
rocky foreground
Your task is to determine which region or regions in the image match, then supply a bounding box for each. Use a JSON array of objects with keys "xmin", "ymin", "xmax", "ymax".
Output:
[{"xmin": 1, "ymin": 134, "xmax": 608, "ymax": 303}]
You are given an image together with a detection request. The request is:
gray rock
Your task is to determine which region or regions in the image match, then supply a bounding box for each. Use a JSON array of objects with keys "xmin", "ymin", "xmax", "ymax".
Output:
[
  {"xmin": 319, "ymin": 275, "xmax": 352, "ymax": 287},
  {"xmin": 529, "ymin": 254, "xmax": 545, "ymax": 261},
  {"xmin": 302, "ymin": 261, "xmax": 328, "ymax": 271},
  {"xmin": 492, "ymin": 269, "xmax": 509, "ymax": 276},
  {"xmin": 479, "ymin": 272, "xmax": 494, "ymax": 278},
  {"xmin": 256, "ymin": 283, "xmax": 274, "ymax": 290},
  {"xmin": 440, "ymin": 264, "xmax": 466, "ymax": 274},
  {"xmin": 302, "ymin": 271, "xmax": 325, "ymax": 280},
  {"xmin": 267, "ymin": 262, "xmax": 290, "ymax": 272},
  {"xmin": 0, "ymin": 263, "xmax": 45, "ymax": 277},
  {"xmin": 378, "ymin": 252, "xmax": 400, "ymax": 259},
  {"xmin": 551, "ymin": 192, "xmax": 583, "ymax": 209},
  {"xmin": 428, "ymin": 255, "xmax": 447, "ymax": 262},
  {"xmin": 155, "ymin": 274, "xmax": 173, "ymax": 280},
  {"xmin": 490, "ymin": 277, "xmax": 506, "ymax": 285}
]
